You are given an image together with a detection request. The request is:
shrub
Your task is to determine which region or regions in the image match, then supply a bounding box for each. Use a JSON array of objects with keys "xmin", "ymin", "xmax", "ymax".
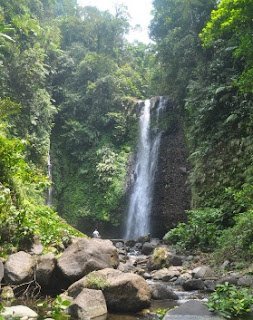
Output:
[
  {"xmin": 163, "ymin": 208, "xmax": 224, "ymax": 251},
  {"xmin": 216, "ymin": 210, "xmax": 253, "ymax": 261},
  {"xmin": 205, "ymin": 282, "xmax": 253, "ymax": 319}
]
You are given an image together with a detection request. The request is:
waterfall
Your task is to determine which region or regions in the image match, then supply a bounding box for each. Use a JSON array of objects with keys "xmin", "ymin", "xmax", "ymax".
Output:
[
  {"xmin": 125, "ymin": 98, "xmax": 165, "ymax": 239},
  {"xmin": 47, "ymin": 154, "xmax": 53, "ymax": 207}
]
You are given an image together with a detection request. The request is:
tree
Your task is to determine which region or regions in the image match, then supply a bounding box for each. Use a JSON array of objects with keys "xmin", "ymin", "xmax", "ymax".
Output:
[
  {"xmin": 150, "ymin": 0, "xmax": 216, "ymax": 105},
  {"xmin": 200, "ymin": 0, "xmax": 253, "ymax": 93}
]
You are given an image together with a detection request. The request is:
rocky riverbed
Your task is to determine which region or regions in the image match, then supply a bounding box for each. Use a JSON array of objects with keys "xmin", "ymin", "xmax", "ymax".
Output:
[{"xmin": 1, "ymin": 236, "xmax": 253, "ymax": 320}]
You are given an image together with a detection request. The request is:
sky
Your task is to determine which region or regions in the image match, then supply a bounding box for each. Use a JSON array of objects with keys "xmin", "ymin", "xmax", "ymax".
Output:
[{"xmin": 76, "ymin": 0, "xmax": 153, "ymax": 43}]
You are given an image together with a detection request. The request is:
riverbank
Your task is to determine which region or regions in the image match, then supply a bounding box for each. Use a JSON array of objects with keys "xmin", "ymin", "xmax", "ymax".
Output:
[{"xmin": 1, "ymin": 236, "xmax": 253, "ymax": 320}]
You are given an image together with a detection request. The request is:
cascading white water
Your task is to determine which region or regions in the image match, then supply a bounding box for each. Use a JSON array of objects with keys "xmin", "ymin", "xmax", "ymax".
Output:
[
  {"xmin": 47, "ymin": 154, "xmax": 53, "ymax": 207},
  {"xmin": 125, "ymin": 98, "xmax": 165, "ymax": 239}
]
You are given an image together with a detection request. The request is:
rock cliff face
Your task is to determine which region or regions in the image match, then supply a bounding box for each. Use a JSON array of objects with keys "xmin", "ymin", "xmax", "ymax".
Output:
[{"xmin": 151, "ymin": 98, "xmax": 191, "ymax": 238}]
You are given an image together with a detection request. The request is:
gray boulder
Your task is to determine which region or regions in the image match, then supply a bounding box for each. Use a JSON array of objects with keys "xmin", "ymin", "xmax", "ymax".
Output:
[
  {"xmin": 142, "ymin": 272, "xmax": 152, "ymax": 280},
  {"xmin": 57, "ymin": 238, "xmax": 119, "ymax": 282},
  {"xmin": 36, "ymin": 254, "xmax": 56, "ymax": 287},
  {"xmin": 194, "ymin": 266, "xmax": 215, "ymax": 279},
  {"xmin": 136, "ymin": 234, "xmax": 151, "ymax": 244},
  {"xmin": 147, "ymin": 247, "xmax": 169, "ymax": 271},
  {"xmin": 204, "ymin": 280, "xmax": 216, "ymax": 292},
  {"xmin": 237, "ymin": 275, "xmax": 253, "ymax": 287},
  {"xmin": 183, "ymin": 279, "xmax": 205, "ymax": 291},
  {"xmin": 4, "ymin": 251, "xmax": 34, "ymax": 284},
  {"xmin": 174, "ymin": 272, "xmax": 192, "ymax": 286},
  {"xmin": 219, "ymin": 273, "xmax": 239, "ymax": 285},
  {"xmin": 168, "ymin": 253, "xmax": 184, "ymax": 266},
  {"xmin": 115, "ymin": 241, "xmax": 124, "ymax": 249},
  {"xmin": 152, "ymin": 268, "xmax": 180, "ymax": 281},
  {"xmin": 67, "ymin": 268, "xmax": 151, "ymax": 313},
  {"xmin": 151, "ymin": 283, "xmax": 179, "ymax": 300},
  {"xmin": 142, "ymin": 242, "xmax": 156, "ymax": 255},
  {"xmin": 68, "ymin": 288, "xmax": 107, "ymax": 320}
]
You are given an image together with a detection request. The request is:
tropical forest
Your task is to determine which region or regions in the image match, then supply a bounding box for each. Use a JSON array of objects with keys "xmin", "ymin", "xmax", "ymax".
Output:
[{"xmin": 0, "ymin": 0, "xmax": 253, "ymax": 319}]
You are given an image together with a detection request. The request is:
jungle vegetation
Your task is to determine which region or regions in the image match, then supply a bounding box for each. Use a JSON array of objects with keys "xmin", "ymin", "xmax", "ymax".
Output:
[{"xmin": 0, "ymin": 0, "xmax": 253, "ymax": 262}]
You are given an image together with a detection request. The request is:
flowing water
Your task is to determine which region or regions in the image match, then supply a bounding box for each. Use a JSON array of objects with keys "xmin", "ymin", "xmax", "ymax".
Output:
[
  {"xmin": 47, "ymin": 153, "xmax": 53, "ymax": 207},
  {"xmin": 125, "ymin": 98, "xmax": 164, "ymax": 239}
]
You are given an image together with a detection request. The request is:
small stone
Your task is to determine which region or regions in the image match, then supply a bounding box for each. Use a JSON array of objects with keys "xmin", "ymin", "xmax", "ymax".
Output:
[
  {"xmin": 186, "ymin": 255, "xmax": 194, "ymax": 261},
  {"xmin": 142, "ymin": 273, "xmax": 152, "ymax": 280},
  {"xmin": 1, "ymin": 286, "xmax": 15, "ymax": 299},
  {"xmin": 115, "ymin": 242, "xmax": 124, "ymax": 249}
]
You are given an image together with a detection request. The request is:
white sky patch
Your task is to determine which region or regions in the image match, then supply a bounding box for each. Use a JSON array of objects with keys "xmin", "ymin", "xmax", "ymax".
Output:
[{"xmin": 77, "ymin": 0, "xmax": 153, "ymax": 43}]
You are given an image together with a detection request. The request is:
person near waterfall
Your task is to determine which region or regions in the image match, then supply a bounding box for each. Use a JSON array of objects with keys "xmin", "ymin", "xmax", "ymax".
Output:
[{"xmin": 92, "ymin": 229, "xmax": 100, "ymax": 238}]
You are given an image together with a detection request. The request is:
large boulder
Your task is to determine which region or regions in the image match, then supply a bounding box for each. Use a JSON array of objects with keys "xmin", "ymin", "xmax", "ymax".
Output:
[
  {"xmin": 67, "ymin": 268, "xmax": 151, "ymax": 313},
  {"xmin": 183, "ymin": 279, "xmax": 205, "ymax": 291},
  {"xmin": 36, "ymin": 254, "xmax": 56, "ymax": 287},
  {"xmin": 218, "ymin": 273, "xmax": 239, "ymax": 286},
  {"xmin": 151, "ymin": 283, "xmax": 179, "ymax": 300},
  {"xmin": 194, "ymin": 266, "xmax": 216, "ymax": 280},
  {"xmin": 57, "ymin": 238, "xmax": 119, "ymax": 283},
  {"xmin": 152, "ymin": 268, "xmax": 181, "ymax": 281},
  {"xmin": 141, "ymin": 242, "xmax": 156, "ymax": 255},
  {"xmin": 167, "ymin": 253, "xmax": 184, "ymax": 266},
  {"xmin": 4, "ymin": 251, "xmax": 35, "ymax": 284},
  {"xmin": 147, "ymin": 247, "xmax": 169, "ymax": 271},
  {"xmin": 68, "ymin": 288, "xmax": 107, "ymax": 320}
]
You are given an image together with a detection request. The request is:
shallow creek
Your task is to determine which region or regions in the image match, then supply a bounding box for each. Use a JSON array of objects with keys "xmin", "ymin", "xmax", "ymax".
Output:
[{"xmin": 13, "ymin": 282, "xmax": 253, "ymax": 320}]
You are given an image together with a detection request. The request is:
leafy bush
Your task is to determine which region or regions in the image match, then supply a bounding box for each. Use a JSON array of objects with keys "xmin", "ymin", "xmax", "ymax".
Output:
[
  {"xmin": 216, "ymin": 210, "xmax": 253, "ymax": 261},
  {"xmin": 0, "ymin": 123, "xmax": 82, "ymax": 253},
  {"xmin": 163, "ymin": 208, "xmax": 224, "ymax": 251},
  {"xmin": 37, "ymin": 295, "xmax": 71, "ymax": 320},
  {"xmin": 205, "ymin": 282, "xmax": 253, "ymax": 319}
]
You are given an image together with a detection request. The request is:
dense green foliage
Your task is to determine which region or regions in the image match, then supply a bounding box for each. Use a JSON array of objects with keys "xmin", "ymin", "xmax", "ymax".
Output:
[
  {"xmin": 164, "ymin": 208, "xmax": 224, "ymax": 251},
  {"xmin": 0, "ymin": 0, "xmax": 153, "ymax": 236},
  {"xmin": 151, "ymin": 0, "xmax": 253, "ymax": 261},
  {"xmin": 0, "ymin": 1, "xmax": 92, "ymax": 248},
  {"xmin": 206, "ymin": 282, "xmax": 253, "ymax": 319},
  {"xmin": 0, "ymin": 101, "xmax": 81, "ymax": 252},
  {"xmin": 49, "ymin": 6, "xmax": 154, "ymax": 231},
  {"xmin": 1, "ymin": 0, "xmax": 252, "ymax": 258}
]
